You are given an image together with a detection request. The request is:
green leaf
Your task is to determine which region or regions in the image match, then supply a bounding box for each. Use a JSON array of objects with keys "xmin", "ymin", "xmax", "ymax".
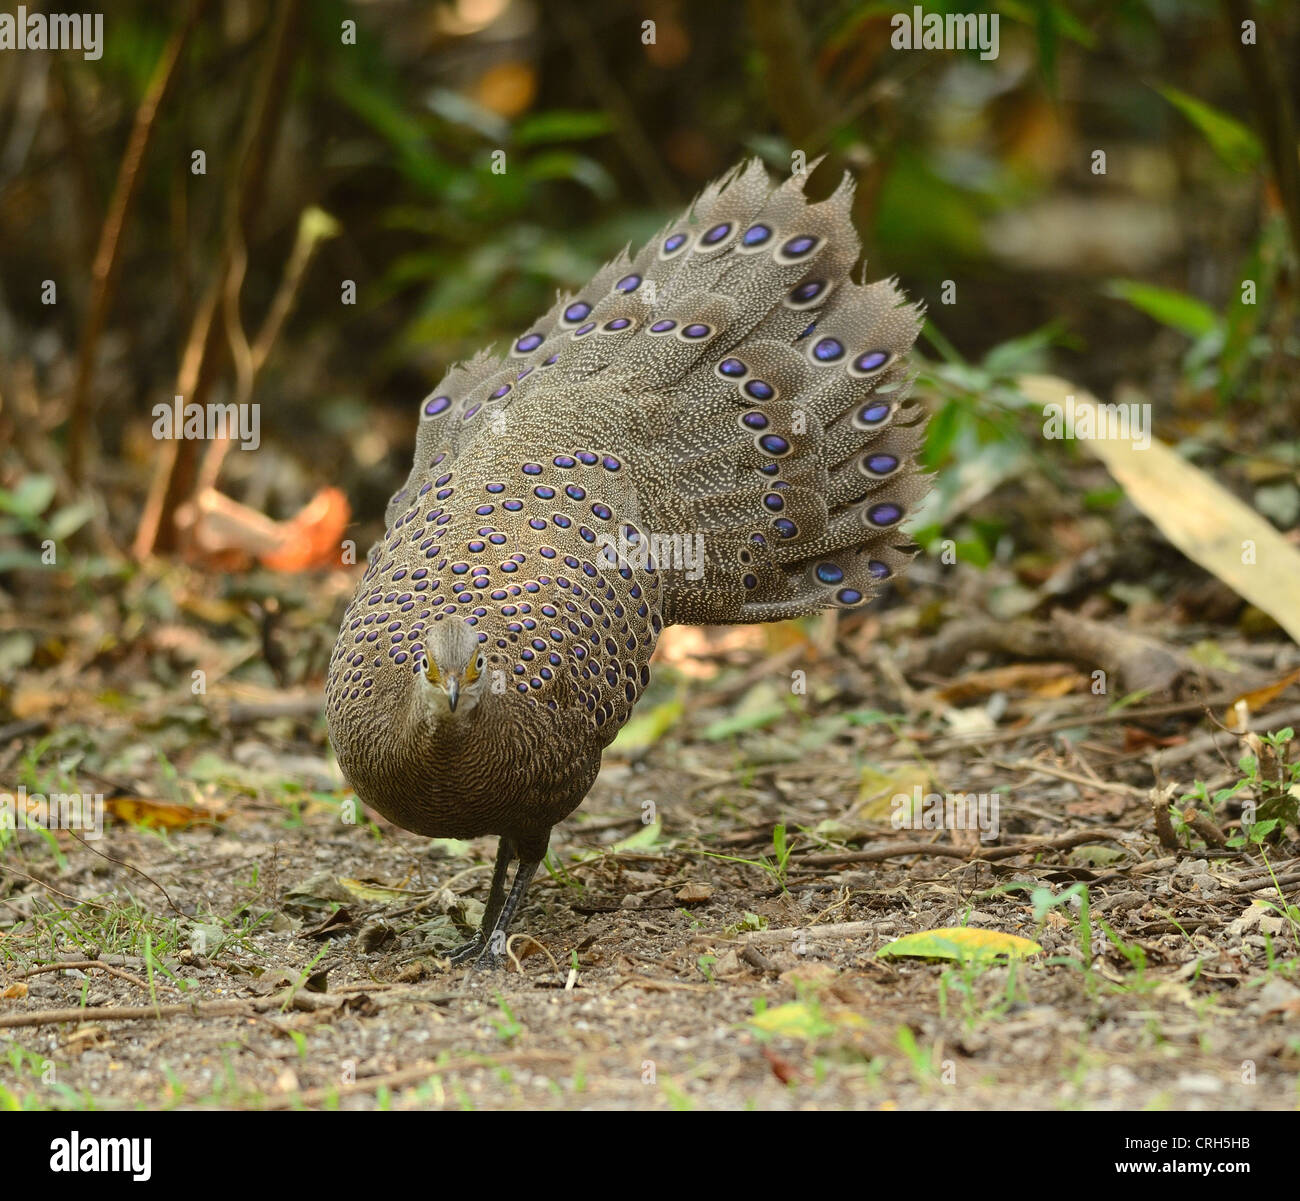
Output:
[
  {"xmin": 702, "ymin": 681, "xmax": 786, "ymax": 740},
  {"xmin": 524, "ymin": 151, "xmax": 616, "ymax": 200},
  {"xmin": 0, "ymin": 475, "xmax": 56, "ymax": 518},
  {"xmin": 878, "ymin": 927, "xmax": 1042, "ymax": 962},
  {"xmin": 1158, "ymin": 85, "xmax": 1262, "ymax": 174},
  {"xmin": 610, "ymin": 696, "xmax": 683, "ymax": 754},
  {"xmin": 46, "ymin": 501, "xmax": 96, "ymax": 541},
  {"xmin": 608, "ymin": 819, "xmax": 662, "ymax": 854},
  {"xmin": 515, "ymin": 109, "xmax": 615, "ymax": 145},
  {"xmin": 1104, "ymin": 279, "xmax": 1219, "ymax": 338}
]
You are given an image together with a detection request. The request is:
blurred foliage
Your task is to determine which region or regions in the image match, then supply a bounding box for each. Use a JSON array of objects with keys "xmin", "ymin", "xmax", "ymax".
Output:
[{"xmin": 0, "ymin": 0, "xmax": 1296, "ymax": 565}]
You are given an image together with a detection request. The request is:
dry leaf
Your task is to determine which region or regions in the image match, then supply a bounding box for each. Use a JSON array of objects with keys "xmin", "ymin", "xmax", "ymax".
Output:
[
  {"xmin": 1020, "ymin": 376, "xmax": 1300, "ymax": 644},
  {"xmin": 1224, "ymin": 666, "xmax": 1300, "ymax": 729}
]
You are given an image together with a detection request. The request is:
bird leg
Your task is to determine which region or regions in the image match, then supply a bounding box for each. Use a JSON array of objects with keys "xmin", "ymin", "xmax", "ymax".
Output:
[
  {"xmin": 472, "ymin": 856, "xmax": 542, "ymax": 970},
  {"xmin": 445, "ymin": 836, "xmax": 514, "ymax": 965}
]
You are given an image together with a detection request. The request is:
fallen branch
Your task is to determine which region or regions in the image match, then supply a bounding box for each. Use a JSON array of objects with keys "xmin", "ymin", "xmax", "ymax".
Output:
[{"xmin": 796, "ymin": 828, "xmax": 1128, "ymax": 868}]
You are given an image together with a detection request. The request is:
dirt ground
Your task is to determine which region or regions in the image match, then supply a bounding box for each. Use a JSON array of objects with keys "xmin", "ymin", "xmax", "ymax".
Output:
[{"xmin": 2, "ymin": 549, "xmax": 1299, "ymax": 1111}]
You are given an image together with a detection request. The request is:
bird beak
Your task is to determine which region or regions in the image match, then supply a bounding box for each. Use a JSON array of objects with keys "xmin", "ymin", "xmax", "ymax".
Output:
[{"xmin": 445, "ymin": 676, "xmax": 460, "ymax": 712}]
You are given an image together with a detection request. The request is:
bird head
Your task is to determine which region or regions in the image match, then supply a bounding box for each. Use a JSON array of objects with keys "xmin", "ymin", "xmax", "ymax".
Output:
[{"xmin": 419, "ymin": 618, "xmax": 488, "ymax": 716}]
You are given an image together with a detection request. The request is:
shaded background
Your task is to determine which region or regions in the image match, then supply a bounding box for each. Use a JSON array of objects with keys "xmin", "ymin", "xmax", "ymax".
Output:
[{"xmin": 1, "ymin": 0, "xmax": 1296, "ymax": 592}]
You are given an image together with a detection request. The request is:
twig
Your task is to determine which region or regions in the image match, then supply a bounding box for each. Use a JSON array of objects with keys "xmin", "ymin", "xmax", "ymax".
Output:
[
  {"xmin": 0, "ymin": 997, "xmax": 259, "ymax": 1030},
  {"xmin": 68, "ymin": 0, "xmax": 210, "ymax": 484},
  {"xmin": 1221, "ymin": 0, "xmax": 1300, "ymax": 255},
  {"xmin": 64, "ymin": 830, "xmax": 184, "ymax": 916},
  {"xmin": 926, "ymin": 696, "xmax": 1243, "ymax": 752},
  {"xmin": 134, "ymin": 0, "xmax": 303, "ymax": 557},
  {"xmin": 551, "ymin": 1, "xmax": 675, "ymax": 208},
  {"xmin": 991, "ymin": 758, "xmax": 1148, "ymax": 797},
  {"xmin": 9, "ymin": 959, "xmax": 164, "ymax": 993},
  {"xmin": 795, "ymin": 828, "xmax": 1128, "ymax": 868},
  {"xmin": 1182, "ymin": 807, "xmax": 1229, "ymax": 849}
]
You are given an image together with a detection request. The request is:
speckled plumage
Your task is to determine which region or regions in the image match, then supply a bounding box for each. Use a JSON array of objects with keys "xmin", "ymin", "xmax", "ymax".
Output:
[{"xmin": 326, "ymin": 160, "xmax": 931, "ymax": 965}]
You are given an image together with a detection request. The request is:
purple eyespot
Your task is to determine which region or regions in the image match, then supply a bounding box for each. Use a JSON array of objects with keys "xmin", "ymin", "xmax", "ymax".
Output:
[
  {"xmin": 563, "ymin": 301, "xmax": 591, "ymax": 323},
  {"xmin": 744, "ymin": 380, "xmax": 774, "ymax": 400},
  {"xmin": 491, "ymin": 384, "xmax": 511, "ymax": 399},
  {"xmin": 486, "ymin": 482, "xmax": 504, "ymax": 493},
  {"xmin": 815, "ymin": 563, "xmax": 844, "ymax": 584},
  {"xmin": 742, "ymin": 412, "xmax": 768, "ymax": 430},
  {"xmin": 772, "ymin": 518, "xmax": 797, "ymax": 538},
  {"xmin": 515, "ymin": 333, "xmax": 543, "ymax": 353},
  {"xmin": 781, "ymin": 235, "xmax": 818, "ymax": 258},
  {"xmin": 534, "ymin": 485, "xmax": 556, "ymax": 499},
  {"xmin": 602, "ymin": 455, "xmax": 621, "ymax": 471},
  {"xmin": 759, "ymin": 434, "xmax": 789, "ymax": 455},
  {"xmin": 854, "ymin": 350, "xmax": 890, "ymax": 373},
  {"xmin": 743, "ymin": 573, "xmax": 758, "ymax": 589},
  {"xmin": 867, "ymin": 502, "xmax": 903, "ymax": 526},
  {"xmin": 681, "ymin": 323, "xmax": 711, "ymax": 340},
  {"xmin": 566, "ymin": 484, "xmax": 586, "ymax": 500},
  {"xmin": 649, "ymin": 319, "xmax": 676, "ymax": 334},
  {"xmin": 789, "ymin": 281, "xmax": 824, "ymax": 305},
  {"xmin": 864, "ymin": 453, "xmax": 899, "ymax": 475},
  {"xmin": 423, "ymin": 395, "xmax": 451, "ymax": 417},
  {"xmin": 591, "ymin": 503, "xmax": 612, "ymax": 520},
  {"xmin": 718, "ymin": 358, "xmax": 747, "ymax": 378},
  {"xmin": 553, "ymin": 455, "xmax": 575, "ymax": 468},
  {"xmin": 574, "ymin": 321, "xmax": 596, "ymax": 337},
  {"xmin": 663, "ymin": 233, "xmax": 687, "ymax": 254},
  {"xmin": 763, "ymin": 492, "xmax": 784, "ymax": 512},
  {"xmin": 463, "ymin": 403, "xmax": 481, "ymax": 420},
  {"xmin": 836, "ymin": 588, "xmax": 863, "ymax": 605},
  {"xmin": 813, "ymin": 337, "xmax": 845, "ymax": 363},
  {"xmin": 742, "ymin": 224, "xmax": 772, "ymax": 247},
  {"xmin": 577, "ymin": 451, "xmax": 598, "ymax": 466},
  {"xmin": 858, "ymin": 402, "xmax": 890, "ymax": 425},
  {"xmin": 504, "ymin": 499, "xmax": 523, "ymax": 512},
  {"xmin": 523, "ymin": 463, "xmax": 543, "ymax": 475},
  {"xmin": 868, "ymin": 560, "xmax": 891, "ymax": 579},
  {"xmin": 603, "ymin": 318, "xmax": 631, "ymax": 332},
  {"xmin": 542, "ymin": 353, "xmax": 559, "ymax": 367},
  {"xmin": 701, "ymin": 222, "xmax": 732, "ymax": 245},
  {"xmin": 615, "ymin": 274, "xmax": 641, "ymax": 293}
]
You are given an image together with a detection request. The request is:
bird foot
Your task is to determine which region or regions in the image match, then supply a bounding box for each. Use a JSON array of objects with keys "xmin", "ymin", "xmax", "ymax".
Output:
[
  {"xmin": 444, "ymin": 936, "xmax": 486, "ymax": 965},
  {"xmin": 443, "ymin": 935, "xmax": 507, "ymax": 971}
]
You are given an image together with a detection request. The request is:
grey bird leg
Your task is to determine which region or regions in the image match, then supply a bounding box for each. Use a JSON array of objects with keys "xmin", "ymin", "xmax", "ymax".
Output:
[
  {"xmin": 472, "ymin": 857, "xmax": 542, "ymax": 970},
  {"xmin": 446, "ymin": 837, "xmax": 514, "ymax": 965}
]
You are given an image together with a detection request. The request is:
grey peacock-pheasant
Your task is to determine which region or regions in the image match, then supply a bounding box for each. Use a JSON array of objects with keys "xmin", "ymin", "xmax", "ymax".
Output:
[{"xmin": 326, "ymin": 159, "xmax": 931, "ymax": 967}]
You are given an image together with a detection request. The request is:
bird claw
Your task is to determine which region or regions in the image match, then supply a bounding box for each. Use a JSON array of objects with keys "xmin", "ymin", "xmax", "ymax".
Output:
[
  {"xmin": 443, "ymin": 935, "xmax": 505, "ymax": 971},
  {"xmin": 444, "ymin": 936, "xmax": 485, "ymax": 965}
]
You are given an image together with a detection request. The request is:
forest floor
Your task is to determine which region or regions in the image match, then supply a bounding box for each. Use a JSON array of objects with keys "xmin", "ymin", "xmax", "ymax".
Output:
[{"xmin": 2, "ymin": 539, "xmax": 1299, "ymax": 1112}]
